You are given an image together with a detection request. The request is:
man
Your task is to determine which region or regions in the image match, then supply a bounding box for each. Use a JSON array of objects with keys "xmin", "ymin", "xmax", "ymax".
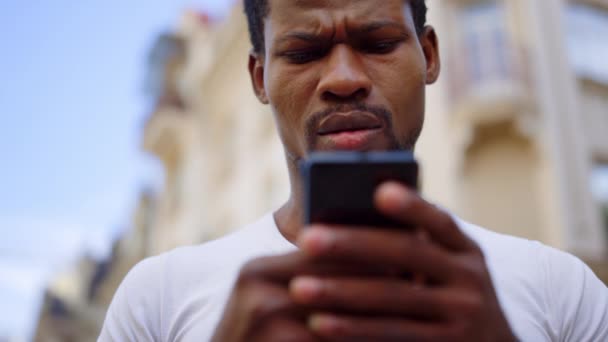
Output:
[{"xmin": 99, "ymin": 0, "xmax": 608, "ymax": 341}]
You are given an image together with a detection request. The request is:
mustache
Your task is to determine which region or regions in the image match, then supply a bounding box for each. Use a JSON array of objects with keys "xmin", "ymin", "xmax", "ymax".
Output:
[{"xmin": 304, "ymin": 103, "xmax": 395, "ymax": 148}]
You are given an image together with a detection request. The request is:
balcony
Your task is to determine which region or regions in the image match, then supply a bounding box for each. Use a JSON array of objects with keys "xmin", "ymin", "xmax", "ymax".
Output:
[{"xmin": 446, "ymin": 2, "xmax": 532, "ymax": 126}]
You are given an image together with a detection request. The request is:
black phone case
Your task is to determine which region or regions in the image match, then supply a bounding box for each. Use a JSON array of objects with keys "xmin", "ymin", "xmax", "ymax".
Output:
[{"xmin": 301, "ymin": 151, "xmax": 419, "ymax": 227}]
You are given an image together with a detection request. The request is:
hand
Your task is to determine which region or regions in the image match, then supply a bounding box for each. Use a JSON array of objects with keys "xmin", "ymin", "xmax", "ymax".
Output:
[
  {"xmin": 291, "ymin": 182, "xmax": 517, "ymax": 341},
  {"xmin": 211, "ymin": 247, "xmax": 388, "ymax": 341},
  {"xmin": 211, "ymin": 252, "xmax": 317, "ymax": 342}
]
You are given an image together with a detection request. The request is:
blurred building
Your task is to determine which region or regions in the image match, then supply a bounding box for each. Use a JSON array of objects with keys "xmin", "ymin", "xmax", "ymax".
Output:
[
  {"xmin": 418, "ymin": 0, "xmax": 608, "ymax": 279},
  {"xmin": 33, "ymin": 9, "xmax": 290, "ymax": 339},
  {"xmin": 37, "ymin": 2, "xmax": 608, "ymax": 339},
  {"xmin": 137, "ymin": 2, "xmax": 608, "ymax": 277},
  {"xmin": 141, "ymin": 9, "xmax": 289, "ymax": 256},
  {"xmin": 33, "ymin": 189, "xmax": 156, "ymax": 341}
]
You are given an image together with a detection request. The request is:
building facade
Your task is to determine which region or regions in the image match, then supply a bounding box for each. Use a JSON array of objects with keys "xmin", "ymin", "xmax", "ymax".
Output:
[
  {"xmin": 418, "ymin": 0, "xmax": 608, "ymax": 278},
  {"xmin": 140, "ymin": 9, "xmax": 289, "ymax": 255},
  {"xmin": 36, "ymin": 1, "xmax": 604, "ymax": 339},
  {"xmin": 134, "ymin": 1, "xmax": 608, "ymax": 280}
]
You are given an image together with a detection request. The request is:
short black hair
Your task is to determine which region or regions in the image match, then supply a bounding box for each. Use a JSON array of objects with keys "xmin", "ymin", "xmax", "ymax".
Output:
[{"xmin": 244, "ymin": 0, "xmax": 428, "ymax": 54}]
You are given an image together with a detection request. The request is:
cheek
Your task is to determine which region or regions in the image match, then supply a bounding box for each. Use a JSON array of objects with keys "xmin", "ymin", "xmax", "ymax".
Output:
[
  {"xmin": 369, "ymin": 57, "xmax": 427, "ymax": 133},
  {"xmin": 394, "ymin": 81, "xmax": 426, "ymax": 139},
  {"xmin": 266, "ymin": 63, "xmax": 319, "ymax": 151}
]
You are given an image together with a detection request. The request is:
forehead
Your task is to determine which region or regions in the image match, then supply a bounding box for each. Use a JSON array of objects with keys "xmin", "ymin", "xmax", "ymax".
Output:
[{"xmin": 265, "ymin": 0, "xmax": 412, "ymax": 34}]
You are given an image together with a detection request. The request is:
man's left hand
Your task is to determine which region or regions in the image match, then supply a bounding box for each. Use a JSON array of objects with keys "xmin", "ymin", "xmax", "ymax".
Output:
[{"xmin": 292, "ymin": 182, "xmax": 517, "ymax": 341}]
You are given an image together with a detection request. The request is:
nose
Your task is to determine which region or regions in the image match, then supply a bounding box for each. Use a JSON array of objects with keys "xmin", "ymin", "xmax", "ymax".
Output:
[{"xmin": 317, "ymin": 45, "xmax": 372, "ymax": 102}]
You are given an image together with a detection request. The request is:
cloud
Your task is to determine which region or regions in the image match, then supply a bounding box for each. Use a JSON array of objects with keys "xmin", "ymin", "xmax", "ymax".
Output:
[{"xmin": 0, "ymin": 261, "xmax": 50, "ymax": 341}]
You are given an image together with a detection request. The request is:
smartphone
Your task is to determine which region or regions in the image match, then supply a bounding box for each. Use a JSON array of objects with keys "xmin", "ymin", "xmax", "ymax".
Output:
[{"xmin": 301, "ymin": 151, "xmax": 419, "ymax": 227}]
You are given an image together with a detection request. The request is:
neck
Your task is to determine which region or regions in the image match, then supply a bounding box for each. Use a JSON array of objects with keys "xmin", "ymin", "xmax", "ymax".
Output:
[{"xmin": 273, "ymin": 156, "xmax": 305, "ymax": 245}]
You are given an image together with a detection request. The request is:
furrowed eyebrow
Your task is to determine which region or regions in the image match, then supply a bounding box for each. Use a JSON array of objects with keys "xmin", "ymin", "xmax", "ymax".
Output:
[
  {"xmin": 357, "ymin": 20, "xmax": 407, "ymax": 34},
  {"xmin": 274, "ymin": 20, "xmax": 408, "ymax": 47},
  {"xmin": 275, "ymin": 32, "xmax": 320, "ymax": 46}
]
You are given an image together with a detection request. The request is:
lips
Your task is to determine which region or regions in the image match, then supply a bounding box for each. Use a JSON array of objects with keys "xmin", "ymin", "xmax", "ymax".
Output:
[
  {"xmin": 313, "ymin": 111, "xmax": 387, "ymax": 150},
  {"xmin": 317, "ymin": 112, "xmax": 383, "ymax": 135}
]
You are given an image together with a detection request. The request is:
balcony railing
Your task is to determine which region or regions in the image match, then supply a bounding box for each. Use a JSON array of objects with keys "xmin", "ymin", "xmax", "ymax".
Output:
[{"xmin": 446, "ymin": 2, "xmax": 531, "ymax": 118}]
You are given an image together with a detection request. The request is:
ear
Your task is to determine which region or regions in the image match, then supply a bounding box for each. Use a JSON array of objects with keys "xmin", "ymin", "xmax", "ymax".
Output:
[
  {"xmin": 248, "ymin": 51, "xmax": 269, "ymax": 104},
  {"xmin": 420, "ymin": 26, "xmax": 441, "ymax": 85}
]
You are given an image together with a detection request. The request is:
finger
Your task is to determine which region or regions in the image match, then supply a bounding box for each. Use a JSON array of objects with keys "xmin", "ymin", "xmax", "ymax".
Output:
[
  {"xmin": 239, "ymin": 252, "xmax": 392, "ymax": 285},
  {"xmin": 253, "ymin": 316, "xmax": 318, "ymax": 342},
  {"xmin": 213, "ymin": 279, "xmax": 306, "ymax": 341},
  {"xmin": 238, "ymin": 253, "xmax": 304, "ymax": 285},
  {"xmin": 375, "ymin": 182, "xmax": 476, "ymax": 252},
  {"xmin": 309, "ymin": 313, "xmax": 450, "ymax": 342},
  {"xmin": 235, "ymin": 280, "xmax": 302, "ymax": 325},
  {"xmin": 290, "ymin": 276, "xmax": 466, "ymax": 320},
  {"xmin": 298, "ymin": 226, "xmax": 456, "ymax": 282}
]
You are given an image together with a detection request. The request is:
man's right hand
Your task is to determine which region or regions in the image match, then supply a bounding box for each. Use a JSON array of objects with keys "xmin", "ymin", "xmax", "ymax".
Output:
[
  {"xmin": 212, "ymin": 250, "xmax": 384, "ymax": 341},
  {"xmin": 211, "ymin": 253, "xmax": 318, "ymax": 342}
]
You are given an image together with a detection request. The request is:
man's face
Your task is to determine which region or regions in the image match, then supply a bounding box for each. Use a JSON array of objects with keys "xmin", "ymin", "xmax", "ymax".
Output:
[{"xmin": 249, "ymin": 0, "xmax": 440, "ymax": 161}]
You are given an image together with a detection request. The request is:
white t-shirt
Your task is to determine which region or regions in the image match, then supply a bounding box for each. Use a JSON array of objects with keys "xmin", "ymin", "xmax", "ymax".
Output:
[{"xmin": 99, "ymin": 213, "xmax": 608, "ymax": 341}]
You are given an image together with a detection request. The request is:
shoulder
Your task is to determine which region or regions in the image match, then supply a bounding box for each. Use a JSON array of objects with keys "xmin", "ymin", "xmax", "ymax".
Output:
[
  {"xmin": 455, "ymin": 218, "xmax": 608, "ymax": 341},
  {"xmin": 114, "ymin": 212, "xmax": 282, "ymax": 300},
  {"xmin": 455, "ymin": 217, "xmax": 592, "ymax": 289},
  {"xmin": 163, "ymin": 214, "xmax": 287, "ymax": 276},
  {"xmin": 455, "ymin": 217, "xmax": 574, "ymax": 277},
  {"xmin": 115, "ymin": 219, "xmax": 269, "ymax": 291},
  {"xmin": 455, "ymin": 217, "xmax": 600, "ymax": 284},
  {"xmin": 99, "ymin": 214, "xmax": 283, "ymax": 341},
  {"xmin": 119, "ymin": 215, "xmax": 278, "ymax": 303},
  {"xmin": 98, "ymin": 255, "xmax": 166, "ymax": 341}
]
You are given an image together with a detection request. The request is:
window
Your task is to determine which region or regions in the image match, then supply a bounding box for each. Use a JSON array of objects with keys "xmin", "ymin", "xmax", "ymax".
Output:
[
  {"xmin": 447, "ymin": 0, "xmax": 523, "ymax": 101},
  {"xmin": 459, "ymin": 1, "xmax": 510, "ymax": 83},
  {"xmin": 566, "ymin": 5, "xmax": 608, "ymax": 84},
  {"xmin": 591, "ymin": 165, "xmax": 608, "ymax": 239}
]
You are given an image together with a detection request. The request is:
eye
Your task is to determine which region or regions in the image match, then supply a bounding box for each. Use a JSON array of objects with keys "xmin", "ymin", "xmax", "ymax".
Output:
[
  {"xmin": 360, "ymin": 39, "xmax": 402, "ymax": 54},
  {"xmin": 282, "ymin": 48, "xmax": 326, "ymax": 64}
]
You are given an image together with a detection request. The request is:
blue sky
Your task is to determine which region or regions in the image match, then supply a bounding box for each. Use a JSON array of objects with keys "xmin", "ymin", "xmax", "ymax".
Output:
[{"xmin": 0, "ymin": 0, "xmax": 232, "ymax": 339}]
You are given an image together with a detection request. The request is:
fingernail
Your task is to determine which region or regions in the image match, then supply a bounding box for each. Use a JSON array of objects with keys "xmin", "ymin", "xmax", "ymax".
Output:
[
  {"xmin": 377, "ymin": 182, "xmax": 409, "ymax": 210},
  {"xmin": 298, "ymin": 228, "xmax": 333, "ymax": 255},
  {"xmin": 309, "ymin": 314, "xmax": 339, "ymax": 332},
  {"xmin": 290, "ymin": 277, "xmax": 321, "ymax": 301}
]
